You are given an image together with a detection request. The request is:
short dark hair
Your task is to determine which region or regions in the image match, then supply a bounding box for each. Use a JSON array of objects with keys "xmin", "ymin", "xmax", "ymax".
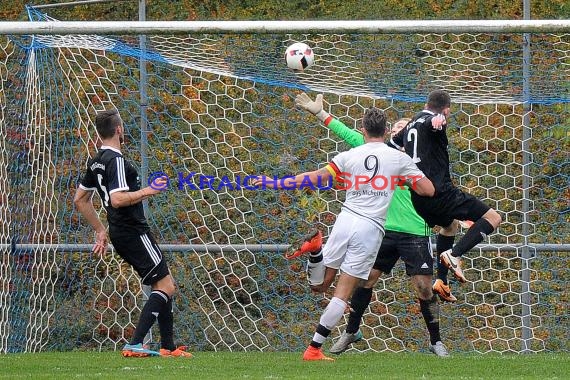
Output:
[
  {"xmin": 362, "ymin": 107, "xmax": 386, "ymax": 138},
  {"xmin": 427, "ymin": 90, "xmax": 451, "ymax": 112},
  {"xmin": 95, "ymin": 109, "xmax": 122, "ymax": 139}
]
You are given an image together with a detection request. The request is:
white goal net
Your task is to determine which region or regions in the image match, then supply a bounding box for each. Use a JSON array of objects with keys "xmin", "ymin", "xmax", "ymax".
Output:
[{"xmin": 0, "ymin": 10, "xmax": 568, "ymax": 354}]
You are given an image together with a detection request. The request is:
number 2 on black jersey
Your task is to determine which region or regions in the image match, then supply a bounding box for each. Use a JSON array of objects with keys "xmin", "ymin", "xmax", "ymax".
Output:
[{"xmin": 407, "ymin": 128, "xmax": 421, "ymax": 163}]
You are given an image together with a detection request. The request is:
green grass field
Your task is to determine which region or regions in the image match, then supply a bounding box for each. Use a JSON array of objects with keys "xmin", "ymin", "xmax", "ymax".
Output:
[{"xmin": 1, "ymin": 351, "xmax": 568, "ymax": 379}]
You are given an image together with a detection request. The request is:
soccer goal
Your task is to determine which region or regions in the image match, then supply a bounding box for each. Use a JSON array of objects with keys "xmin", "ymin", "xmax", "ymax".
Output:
[{"xmin": 0, "ymin": 8, "xmax": 568, "ymax": 354}]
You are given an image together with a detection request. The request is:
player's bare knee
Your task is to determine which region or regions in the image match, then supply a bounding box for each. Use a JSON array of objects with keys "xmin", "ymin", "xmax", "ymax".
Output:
[
  {"xmin": 165, "ymin": 285, "xmax": 177, "ymax": 297},
  {"xmin": 412, "ymin": 276, "xmax": 432, "ymax": 300},
  {"xmin": 310, "ymin": 283, "xmax": 327, "ymax": 293},
  {"xmin": 416, "ymin": 287, "xmax": 433, "ymax": 301},
  {"xmin": 153, "ymin": 275, "xmax": 176, "ymax": 296},
  {"xmin": 440, "ymin": 220, "xmax": 458, "ymax": 235},
  {"xmin": 484, "ymin": 209, "xmax": 502, "ymax": 229},
  {"xmin": 168, "ymin": 280, "xmax": 178, "ymax": 296},
  {"xmin": 365, "ymin": 269, "xmax": 382, "ymax": 287},
  {"xmin": 363, "ymin": 279, "xmax": 377, "ymax": 288}
]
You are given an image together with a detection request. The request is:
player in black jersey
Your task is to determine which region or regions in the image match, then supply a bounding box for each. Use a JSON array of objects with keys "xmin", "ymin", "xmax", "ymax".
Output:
[
  {"xmin": 73, "ymin": 109, "xmax": 191, "ymax": 358},
  {"xmin": 389, "ymin": 90, "xmax": 502, "ymax": 293}
]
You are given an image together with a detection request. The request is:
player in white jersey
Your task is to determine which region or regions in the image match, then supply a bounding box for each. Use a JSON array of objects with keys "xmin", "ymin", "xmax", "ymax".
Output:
[{"xmin": 253, "ymin": 107, "xmax": 435, "ymax": 361}]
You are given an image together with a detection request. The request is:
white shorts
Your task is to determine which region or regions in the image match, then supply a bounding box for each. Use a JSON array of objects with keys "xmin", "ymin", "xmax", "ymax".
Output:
[{"xmin": 322, "ymin": 211, "xmax": 384, "ymax": 280}]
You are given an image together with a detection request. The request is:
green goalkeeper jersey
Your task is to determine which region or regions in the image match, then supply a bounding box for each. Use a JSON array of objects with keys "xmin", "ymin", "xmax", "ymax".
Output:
[{"xmin": 326, "ymin": 117, "xmax": 431, "ymax": 237}]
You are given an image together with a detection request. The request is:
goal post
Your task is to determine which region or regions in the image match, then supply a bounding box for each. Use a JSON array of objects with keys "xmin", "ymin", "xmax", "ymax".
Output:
[{"xmin": 0, "ymin": 13, "xmax": 568, "ymax": 354}]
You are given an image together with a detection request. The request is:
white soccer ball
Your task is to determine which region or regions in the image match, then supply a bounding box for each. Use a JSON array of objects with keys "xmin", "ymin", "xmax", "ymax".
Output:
[{"xmin": 285, "ymin": 42, "xmax": 315, "ymax": 71}]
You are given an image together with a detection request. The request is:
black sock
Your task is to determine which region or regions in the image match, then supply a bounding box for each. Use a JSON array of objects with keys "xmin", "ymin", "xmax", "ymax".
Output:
[
  {"xmin": 130, "ymin": 290, "xmax": 169, "ymax": 345},
  {"xmin": 452, "ymin": 218, "xmax": 495, "ymax": 257},
  {"xmin": 419, "ymin": 296, "xmax": 441, "ymax": 345},
  {"xmin": 310, "ymin": 324, "xmax": 331, "ymax": 348},
  {"xmin": 346, "ymin": 287, "xmax": 373, "ymax": 334},
  {"xmin": 309, "ymin": 249, "xmax": 322, "ymax": 262},
  {"xmin": 158, "ymin": 296, "xmax": 175, "ymax": 351},
  {"xmin": 436, "ymin": 234, "xmax": 455, "ymax": 285}
]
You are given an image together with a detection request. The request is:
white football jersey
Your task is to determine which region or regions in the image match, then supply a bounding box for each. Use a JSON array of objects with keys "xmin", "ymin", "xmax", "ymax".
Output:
[{"xmin": 329, "ymin": 142, "xmax": 426, "ymax": 231}]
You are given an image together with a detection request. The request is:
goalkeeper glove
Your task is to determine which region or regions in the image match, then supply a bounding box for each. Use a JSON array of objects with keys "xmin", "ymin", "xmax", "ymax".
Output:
[{"xmin": 295, "ymin": 92, "xmax": 330, "ymax": 122}]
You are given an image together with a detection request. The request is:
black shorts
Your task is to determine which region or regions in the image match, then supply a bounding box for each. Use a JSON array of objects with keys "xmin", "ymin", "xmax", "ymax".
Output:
[
  {"xmin": 109, "ymin": 226, "xmax": 170, "ymax": 286},
  {"xmin": 374, "ymin": 231, "xmax": 433, "ymax": 276},
  {"xmin": 411, "ymin": 186, "xmax": 490, "ymax": 228}
]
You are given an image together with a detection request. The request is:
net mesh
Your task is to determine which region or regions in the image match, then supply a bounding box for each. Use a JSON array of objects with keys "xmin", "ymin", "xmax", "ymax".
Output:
[{"xmin": 0, "ymin": 7, "xmax": 568, "ymax": 353}]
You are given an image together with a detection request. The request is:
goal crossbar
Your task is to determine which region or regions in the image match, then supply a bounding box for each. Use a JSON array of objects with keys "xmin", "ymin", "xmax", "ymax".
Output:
[{"xmin": 1, "ymin": 19, "xmax": 569, "ymax": 35}]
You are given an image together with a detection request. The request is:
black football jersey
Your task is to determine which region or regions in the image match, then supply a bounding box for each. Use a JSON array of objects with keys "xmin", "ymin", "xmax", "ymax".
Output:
[
  {"xmin": 389, "ymin": 110, "xmax": 452, "ymax": 192},
  {"xmin": 79, "ymin": 145, "xmax": 149, "ymax": 232}
]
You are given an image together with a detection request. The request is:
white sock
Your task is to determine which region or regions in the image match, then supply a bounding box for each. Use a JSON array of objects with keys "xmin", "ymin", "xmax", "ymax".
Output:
[
  {"xmin": 312, "ymin": 297, "xmax": 347, "ymax": 344},
  {"xmin": 307, "ymin": 252, "xmax": 325, "ymax": 286}
]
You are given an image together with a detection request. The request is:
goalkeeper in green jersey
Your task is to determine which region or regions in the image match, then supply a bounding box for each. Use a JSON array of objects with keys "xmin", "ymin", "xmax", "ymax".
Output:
[{"xmin": 291, "ymin": 93, "xmax": 450, "ymax": 357}]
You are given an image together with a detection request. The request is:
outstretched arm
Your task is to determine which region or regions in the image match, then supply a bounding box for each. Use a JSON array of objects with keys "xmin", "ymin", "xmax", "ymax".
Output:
[
  {"xmin": 387, "ymin": 124, "xmax": 406, "ymax": 150},
  {"xmin": 326, "ymin": 119, "xmax": 365, "ymax": 148},
  {"xmin": 295, "ymin": 92, "xmax": 364, "ymax": 148}
]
